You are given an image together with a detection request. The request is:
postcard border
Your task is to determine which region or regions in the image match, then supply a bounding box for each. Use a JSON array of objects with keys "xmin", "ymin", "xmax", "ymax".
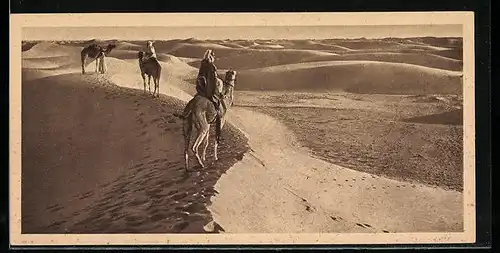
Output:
[{"xmin": 9, "ymin": 12, "xmax": 476, "ymax": 246}]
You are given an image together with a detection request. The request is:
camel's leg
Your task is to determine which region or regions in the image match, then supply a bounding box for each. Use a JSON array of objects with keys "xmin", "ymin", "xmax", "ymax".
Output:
[
  {"xmin": 95, "ymin": 58, "xmax": 99, "ymax": 73},
  {"xmin": 81, "ymin": 54, "xmax": 87, "ymax": 74},
  {"xmin": 154, "ymin": 77, "xmax": 159, "ymax": 97},
  {"xmin": 193, "ymin": 129, "xmax": 209, "ymax": 168},
  {"xmin": 148, "ymin": 76, "xmax": 152, "ymax": 93},
  {"xmin": 101, "ymin": 55, "xmax": 107, "ymax": 73},
  {"xmin": 192, "ymin": 120, "xmax": 209, "ymax": 168},
  {"xmin": 214, "ymin": 137, "xmax": 219, "ymax": 161},
  {"xmin": 214, "ymin": 117, "xmax": 222, "ymax": 161},
  {"xmin": 152, "ymin": 77, "xmax": 157, "ymax": 96},
  {"xmin": 183, "ymin": 118, "xmax": 192, "ymax": 172},
  {"xmin": 201, "ymin": 129, "xmax": 210, "ymax": 162},
  {"xmin": 141, "ymin": 73, "xmax": 146, "ymax": 93},
  {"xmin": 157, "ymin": 77, "xmax": 160, "ymax": 97}
]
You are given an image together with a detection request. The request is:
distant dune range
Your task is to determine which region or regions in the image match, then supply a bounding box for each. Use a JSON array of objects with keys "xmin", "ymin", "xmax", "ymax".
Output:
[
  {"xmin": 234, "ymin": 61, "xmax": 462, "ymax": 95},
  {"xmin": 20, "ymin": 36, "xmax": 464, "ymax": 233}
]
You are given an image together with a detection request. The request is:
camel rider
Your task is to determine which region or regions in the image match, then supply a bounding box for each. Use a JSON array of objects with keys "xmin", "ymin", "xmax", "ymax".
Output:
[
  {"xmin": 143, "ymin": 41, "xmax": 157, "ymax": 61},
  {"xmin": 196, "ymin": 49, "xmax": 224, "ymax": 123}
]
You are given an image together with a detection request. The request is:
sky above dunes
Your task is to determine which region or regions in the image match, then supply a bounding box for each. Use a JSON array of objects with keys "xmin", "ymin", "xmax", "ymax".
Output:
[{"xmin": 23, "ymin": 25, "xmax": 462, "ymax": 41}]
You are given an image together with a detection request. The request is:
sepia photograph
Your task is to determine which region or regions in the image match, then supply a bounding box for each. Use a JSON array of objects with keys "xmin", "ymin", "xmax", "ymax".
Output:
[{"xmin": 9, "ymin": 12, "xmax": 476, "ymax": 245}]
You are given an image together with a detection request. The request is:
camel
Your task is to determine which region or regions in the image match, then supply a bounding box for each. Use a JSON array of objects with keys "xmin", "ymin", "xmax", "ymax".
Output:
[
  {"xmin": 137, "ymin": 51, "xmax": 162, "ymax": 97},
  {"xmin": 174, "ymin": 69, "xmax": 237, "ymax": 171},
  {"xmin": 80, "ymin": 44, "xmax": 116, "ymax": 74}
]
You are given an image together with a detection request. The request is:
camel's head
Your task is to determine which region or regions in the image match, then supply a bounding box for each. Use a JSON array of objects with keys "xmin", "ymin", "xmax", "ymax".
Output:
[
  {"xmin": 106, "ymin": 44, "xmax": 117, "ymax": 53},
  {"xmin": 138, "ymin": 51, "xmax": 145, "ymax": 59},
  {"xmin": 225, "ymin": 69, "xmax": 237, "ymax": 84}
]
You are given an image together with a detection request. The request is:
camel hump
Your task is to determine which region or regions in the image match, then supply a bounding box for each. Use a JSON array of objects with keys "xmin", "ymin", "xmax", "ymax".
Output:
[
  {"xmin": 181, "ymin": 96, "xmax": 200, "ymax": 118},
  {"xmin": 181, "ymin": 94, "xmax": 217, "ymax": 119}
]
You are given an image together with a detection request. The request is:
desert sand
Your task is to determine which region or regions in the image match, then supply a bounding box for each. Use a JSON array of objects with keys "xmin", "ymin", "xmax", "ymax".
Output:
[{"xmin": 21, "ymin": 36, "xmax": 464, "ymax": 234}]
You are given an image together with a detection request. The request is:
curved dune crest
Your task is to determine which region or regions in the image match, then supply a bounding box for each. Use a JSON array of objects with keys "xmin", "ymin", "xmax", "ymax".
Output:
[
  {"xmin": 430, "ymin": 49, "xmax": 463, "ymax": 61},
  {"xmin": 236, "ymin": 61, "xmax": 463, "ymax": 95},
  {"xmin": 193, "ymin": 49, "xmax": 337, "ymax": 70},
  {"xmin": 22, "ymin": 42, "xmax": 82, "ymax": 59},
  {"xmin": 114, "ymin": 41, "xmax": 144, "ymax": 51},
  {"xmin": 331, "ymin": 40, "xmax": 452, "ymax": 51},
  {"xmin": 168, "ymin": 44, "xmax": 248, "ymax": 59},
  {"xmin": 22, "ymin": 41, "xmax": 38, "ymax": 52},
  {"xmin": 22, "ymin": 56, "xmax": 77, "ymax": 70},
  {"xmin": 107, "ymin": 49, "xmax": 140, "ymax": 60},
  {"xmin": 285, "ymin": 40, "xmax": 355, "ymax": 52},
  {"xmin": 403, "ymin": 109, "xmax": 463, "ymax": 125},
  {"xmin": 214, "ymin": 50, "xmax": 462, "ymax": 71},
  {"xmin": 249, "ymin": 44, "xmax": 285, "ymax": 49},
  {"xmin": 304, "ymin": 52, "xmax": 463, "ymax": 71},
  {"xmin": 220, "ymin": 42, "xmax": 248, "ymax": 48},
  {"xmin": 102, "ymin": 56, "xmax": 197, "ymax": 100}
]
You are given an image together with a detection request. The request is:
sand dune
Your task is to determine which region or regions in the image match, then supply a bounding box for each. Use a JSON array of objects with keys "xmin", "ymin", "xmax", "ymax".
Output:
[
  {"xmin": 94, "ymin": 57, "xmax": 196, "ymax": 101},
  {"xmin": 236, "ymin": 61, "xmax": 463, "ymax": 95},
  {"xmin": 214, "ymin": 51, "xmax": 461, "ymax": 71},
  {"xmin": 249, "ymin": 43, "xmax": 285, "ymax": 49},
  {"xmin": 230, "ymin": 40, "xmax": 259, "ymax": 47},
  {"xmin": 22, "ymin": 56, "xmax": 76, "ymax": 70},
  {"xmin": 21, "ymin": 71, "xmax": 249, "ymax": 233},
  {"xmin": 164, "ymin": 39, "xmax": 461, "ymax": 71},
  {"xmin": 22, "ymin": 42, "xmax": 82, "ymax": 59},
  {"xmin": 283, "ymin": 40, "xmax": 355, "ymax": 52},
  {"xmin": 189, "ymin": 49, "xmax": 337, "ymax": 70},
  {"xmin": 165, "ymin": 40, "xmax": 335, "ymax": 60},
  {"xmin": 20, "ymin": 38, "xmax": 464, "ymax": 234},
  {"xmin": 404, "ymin": 109, "xmax": 463, "ymax": 125},
  {"xmin": 108, "ymin": 49, "xmax": 189, "ymax": 62},
  {"xmin": 219, "ymin": 42, "xmax": 248, "ymax": 48},
  {"xmin": 208, "ymin": 108, "xmax": 463, "ymax": 233},
  {"xmin": 168, "ymin": 43, "xmax": 249, "ymax": 58},
  {"xmin": 107, "ymin": 49, "xmax": 139, "ymax": 60},
  {"xmin": 328, "ymin": 39, "xmax": 451, "ymax": 51},
  {"xmin": 115, "ymin": 41, "xmax": 144, "ymax": 51},
  {"xmin": 305, "ymin": 52, "xmax": 463, "ymax": 71},
  {"xmin": 22, "ymin": 41, "xmax": 38, "ymax": 52},
  {"xmin": 406, "ymin": 37, "xmax": 463, "ymax": 49},
  {"xmin": 430, "ymin": 49, "xmax": 463, "ymax": 61},
  {"xmin": 21, "ymin": 42, "xmax": 199, "ymax": 101}
]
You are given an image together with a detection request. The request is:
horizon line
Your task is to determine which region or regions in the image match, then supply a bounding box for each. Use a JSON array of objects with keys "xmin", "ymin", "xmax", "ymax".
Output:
[{"xmin": 23, "ymin": 36, "xmax": 464, "ymax": 42}]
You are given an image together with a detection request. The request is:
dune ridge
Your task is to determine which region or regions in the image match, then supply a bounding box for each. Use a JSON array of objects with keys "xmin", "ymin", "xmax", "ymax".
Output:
[
  {"xmin": 22, "ymin": 42, "xmax": 82, "ymax": 59},
  {"xmin": 211, "ymin": 51, "xmax": 462, "ymax": 71},
  {"xmin": 236, "ymin": 60, "xmax": 463, "ymax": 95},
  {"xmin": 21, "ymin": 71, "xmax": 249, "ymax": 233}
]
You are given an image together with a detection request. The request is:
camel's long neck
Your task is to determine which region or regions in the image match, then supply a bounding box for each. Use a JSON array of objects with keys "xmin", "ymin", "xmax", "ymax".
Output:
[
  {"xmin": 104, "ymin": 46, "xmax": 113, "ymax": 55},
  {"xmin": 223, "ymin": 83, "xmax": 235, "ymax": 107}
]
